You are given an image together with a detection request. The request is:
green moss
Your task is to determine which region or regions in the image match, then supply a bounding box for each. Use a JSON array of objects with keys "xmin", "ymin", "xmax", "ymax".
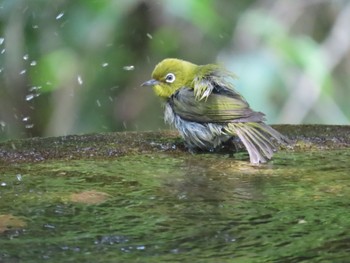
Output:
[
  {"xmin": 1, "ymin": 149, "xmax": 350, "ymax": 261},
  {"xmin": 1, "ymin": 125, "xmax": 350, "ymax": 164}
]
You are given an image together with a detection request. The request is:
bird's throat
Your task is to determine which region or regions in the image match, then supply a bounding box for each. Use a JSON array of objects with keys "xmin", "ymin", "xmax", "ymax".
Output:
[{"xmin": 153, "ymin": 85, "xmax": 174, "ymax": 99}]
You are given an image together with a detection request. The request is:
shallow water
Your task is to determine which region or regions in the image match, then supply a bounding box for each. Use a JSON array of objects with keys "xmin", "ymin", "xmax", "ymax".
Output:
[{"xmin": 1, "ymin": 149, "xmax": 350, "ymax": 262}]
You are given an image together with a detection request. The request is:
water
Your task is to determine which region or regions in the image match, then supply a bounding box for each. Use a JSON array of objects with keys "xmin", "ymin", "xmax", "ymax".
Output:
[{"xmin": 0, "ymin": 150, "xmax": 350, "ymax": 262}]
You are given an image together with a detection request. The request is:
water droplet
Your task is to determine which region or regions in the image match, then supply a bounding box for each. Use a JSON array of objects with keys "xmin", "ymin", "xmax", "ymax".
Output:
[
  {"xmin": 177, "ymin": 193, "xmax": 187, "ymax": 200},
  {"xmin": 123, "ymin": 65, "xmax": 134, "ymax": 71},
  {"xmin": 25, "ymin": 94, "xmax": 35, "ymax": 101},
  {"xmin": 0, "ymin": 121, "xmax": 6, "ymax": 130},
  {"xmin": 1, "ymin": 182, "xmax": 7, "ymax": 187},
  {"xmin": 31, "ymin": 86, "xmax": 42, "ymax": 92},
  {"xmin": 25, "ymin": 124, "xmax": 34, "ymax": 129},
  {"xmin": 23, "ymin": 54, "xmax": 29, "ymax": 60},
  {"xmin": 43, "ymin": 223, "xmax": 56, "ymax": 229},
  {"xmin": 16, "ymin": 174, "xmax": 22, "ymax": 181},
  {"xmin": 19, "ymin": 69, "xmax": 26, "ymax": 75},
  {"xmin": 32, "ymin": 25, "xmax": 39, "ymax": 29},
  {"xmin": 29, "ymin": 86, "xmax": 42, "ymax": 92},
  {"xmin": 22, "ymin": 116, "xmax": 30, "ymax": 122},
  {"xmin": 146, "ymin": 33, "xmax": 153, "ymax": 39},
  {"xmin": 1, "ymin": 48, "xmax": 5, "ymax": 54},
  {"xmin": 136, "ymin": 245, "xmax": 146, "ymax": 250},
  {"xmin": 96, "ymin": 99, "xmax": 101, "ymax": 107},
  {"xmin": 0, "ymin": 38, "xmax": 4, "ymax": 45},
  {"xmin": 77, "ymin": 75, "xmax": 83, "ymax": 85},
  {"xmin": 101, "ymin": 62, "xmax": 109, "ymax": 67},
  {"xmin": 120, "ymin": 247, "xmax": 133, "ymax": 253},
  {"xmin": 30, "ymin": 60, "xmax": 37, "ymax": 66},
  {"xmin": 56, "ymin": 12, "xmax": 64, "ymax": 20}
]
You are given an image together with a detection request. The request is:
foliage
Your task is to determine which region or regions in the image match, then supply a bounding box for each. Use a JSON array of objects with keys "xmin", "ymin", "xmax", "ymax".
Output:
[{"xmin": 0, "ymin": 0, "xmax": 349, "ymax": 140}]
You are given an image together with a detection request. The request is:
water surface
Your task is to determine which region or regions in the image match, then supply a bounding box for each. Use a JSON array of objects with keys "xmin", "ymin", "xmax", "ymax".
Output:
[{"xmin": 1, "ymin": 150, "xmax": 350, "ymax": 262}]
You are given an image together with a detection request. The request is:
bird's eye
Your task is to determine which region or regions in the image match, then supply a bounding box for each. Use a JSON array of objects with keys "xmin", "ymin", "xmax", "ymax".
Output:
[{"xmin": 165, "ymin": 73, "xmax": 176, "ymax": 83}]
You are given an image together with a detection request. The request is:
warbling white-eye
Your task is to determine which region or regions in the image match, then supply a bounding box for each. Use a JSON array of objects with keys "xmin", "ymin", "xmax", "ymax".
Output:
[{"xmin": 142, "ymin": 58, "xmax": 288, "ymax": 164}]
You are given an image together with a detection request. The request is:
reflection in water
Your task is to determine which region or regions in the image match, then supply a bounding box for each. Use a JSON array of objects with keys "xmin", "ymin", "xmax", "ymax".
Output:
[
  {"xmin": 0, "ymin": 150, "xmax": 350, "ymax": 262},
  {"xmin": 161, "ymin": 155, "xmax": 273, "ymax": 204}
]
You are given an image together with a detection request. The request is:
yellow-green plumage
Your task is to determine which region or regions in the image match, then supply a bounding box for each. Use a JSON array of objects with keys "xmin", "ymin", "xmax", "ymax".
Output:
[{"xmin": 142, "ymin": 58, "xmax": 288, "ymax": 164}]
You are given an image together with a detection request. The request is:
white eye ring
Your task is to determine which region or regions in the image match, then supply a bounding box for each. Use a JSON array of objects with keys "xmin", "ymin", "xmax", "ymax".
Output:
[{"xmin": 165, "ymin": 73, "xmax": 176, "ymax": 83}]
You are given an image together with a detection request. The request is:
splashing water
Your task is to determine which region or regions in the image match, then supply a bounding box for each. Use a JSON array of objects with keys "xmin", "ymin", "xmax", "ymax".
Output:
[
  {"xmin": 123, "ymin": 65, "xmax": 135, "ymax": 71},
  {"xmin": 29, "ymin": 86, "xmax": 42, "ymax": 92},
  {"xmin": 56, "ymin": 12, "xmax": 64, "ymax": 20},
  {"xmin": 0, "ymin": 121, "xmax": 6, "ymax": 130},
  {"xmin": 16, "ymin": 174, "xmax": 22, "ymax": 181},
  {"xmin": 25, "ymin": 94, "xmax": 35, "ymax": 101},
  {"xmin": 77, "ymin": 75, "xmax": 83, "ymax": 85}
]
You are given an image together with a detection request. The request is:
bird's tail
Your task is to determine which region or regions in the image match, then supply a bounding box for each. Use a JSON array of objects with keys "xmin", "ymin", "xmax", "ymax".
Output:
[{"xmin": 225, "ymin": 122, "xmax": 289, "ymax": 164}]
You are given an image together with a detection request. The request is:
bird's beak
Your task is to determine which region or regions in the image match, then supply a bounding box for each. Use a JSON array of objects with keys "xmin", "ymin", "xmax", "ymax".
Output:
[{"xmin": 141, "ymin": 79, "xmax": 159, "ymax": 87}]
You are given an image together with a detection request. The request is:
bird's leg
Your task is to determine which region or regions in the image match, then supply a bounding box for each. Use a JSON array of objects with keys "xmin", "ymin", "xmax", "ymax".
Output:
[{"xmin": 220, "ymin": 136, "xmax": 245, "ymax": 153}]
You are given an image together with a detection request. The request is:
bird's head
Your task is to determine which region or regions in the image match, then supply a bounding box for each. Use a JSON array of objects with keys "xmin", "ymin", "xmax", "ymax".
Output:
[{"xmin": 142, "ymin": 58, "xmax": 198, "ymax": 99}]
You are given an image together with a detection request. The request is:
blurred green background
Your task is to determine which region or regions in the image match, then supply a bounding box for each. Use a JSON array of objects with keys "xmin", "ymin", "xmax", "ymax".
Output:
[{"xmin": 0, "ymin": 0, "xmax": 349, "ymax": 141}]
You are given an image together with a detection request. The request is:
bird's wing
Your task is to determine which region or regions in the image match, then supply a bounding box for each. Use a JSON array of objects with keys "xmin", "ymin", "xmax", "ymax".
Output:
[
  {"xmin": 169, "ymin": 87, "xmax": 265, "ymax": 123},
  {"xmin": 193, "ymin": 66, "xmax": 238, "ymax": 101}
]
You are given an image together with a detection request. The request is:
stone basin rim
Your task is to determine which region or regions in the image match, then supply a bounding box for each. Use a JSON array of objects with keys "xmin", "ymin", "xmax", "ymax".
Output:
[{"xmin": 0, "ymin": 124, "xmax": 349, "ymax": 163}]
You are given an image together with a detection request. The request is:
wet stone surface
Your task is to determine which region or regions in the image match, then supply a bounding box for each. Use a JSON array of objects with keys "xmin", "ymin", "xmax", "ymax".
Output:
[
  {"xmin": 0, "ymin": 125, "xmax": 350, "ymax": 262},
  {"xmin": 0, "ymin": 125, "xmax": 349, "ymax": 164}
]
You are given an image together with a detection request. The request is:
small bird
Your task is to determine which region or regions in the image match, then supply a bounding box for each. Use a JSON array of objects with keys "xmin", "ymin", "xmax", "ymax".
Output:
[{"xmin": 142, "ymin": 58, "xmax": 288, "ymax": 164}]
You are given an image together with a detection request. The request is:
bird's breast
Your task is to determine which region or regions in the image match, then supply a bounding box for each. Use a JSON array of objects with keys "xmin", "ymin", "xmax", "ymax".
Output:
[{"xmin": 163, "ymin": 102, "xmax": 228, "ymax": 149}]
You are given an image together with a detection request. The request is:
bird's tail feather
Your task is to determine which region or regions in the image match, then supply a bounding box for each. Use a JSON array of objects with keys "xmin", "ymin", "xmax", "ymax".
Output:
[{"xmin": 225, "ymin": 123, "xmax": 288, "ymax": 164}]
